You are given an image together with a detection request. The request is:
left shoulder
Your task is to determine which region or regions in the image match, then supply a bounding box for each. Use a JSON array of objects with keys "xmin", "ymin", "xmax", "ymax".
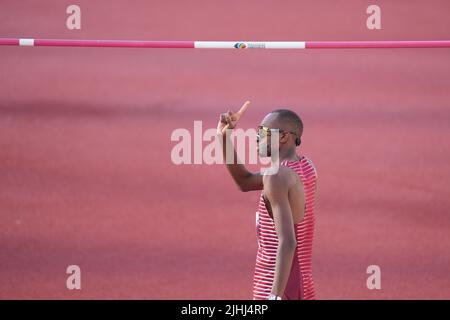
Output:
[{"xmin": 262, "ymin": 166, "xmax": 298, "ymax": 191}]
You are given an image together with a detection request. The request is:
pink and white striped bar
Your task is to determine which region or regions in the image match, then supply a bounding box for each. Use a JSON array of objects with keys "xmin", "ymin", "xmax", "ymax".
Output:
[{"xmin": 1, "ymin": 38, "xmax": 450, "ymax": 49}]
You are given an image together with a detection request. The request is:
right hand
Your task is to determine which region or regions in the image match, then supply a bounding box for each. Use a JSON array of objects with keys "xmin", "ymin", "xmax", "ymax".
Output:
[{"xmin": 217, "ymin": 100, "xmax": 251, "ymax": 136}]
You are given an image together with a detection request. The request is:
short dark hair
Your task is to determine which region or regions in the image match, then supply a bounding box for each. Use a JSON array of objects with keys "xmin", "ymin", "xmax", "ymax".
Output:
[{"xmin": 271, "ymin": 109, "xmax": 304, "ymax": 137}]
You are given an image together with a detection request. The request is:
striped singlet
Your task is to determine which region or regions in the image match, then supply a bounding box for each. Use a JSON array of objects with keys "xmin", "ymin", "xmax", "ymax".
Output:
[{"xmin": 253, "ymin": 155, "xmax": 317, "ymax": 300}]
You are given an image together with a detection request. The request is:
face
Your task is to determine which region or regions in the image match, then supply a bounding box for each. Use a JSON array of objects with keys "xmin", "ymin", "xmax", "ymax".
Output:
[{"xmin": 257, "ymin": 113, "xmax": 291, "ymax": 157}]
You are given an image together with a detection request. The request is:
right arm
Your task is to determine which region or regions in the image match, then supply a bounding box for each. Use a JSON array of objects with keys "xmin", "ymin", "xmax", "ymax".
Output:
[
  {"xmin": 217, "ymin": 101, "xmax": 263, "ymax": 192},
  {"xmin": 220, "ymin": 132, "xmax": 263, "ymax": 192}
]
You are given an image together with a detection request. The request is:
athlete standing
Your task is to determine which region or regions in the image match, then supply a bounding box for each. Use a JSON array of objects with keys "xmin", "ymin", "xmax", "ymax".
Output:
[{"xmin": 217, "ymin": 101, "xmax": 318, "ymax": 300}]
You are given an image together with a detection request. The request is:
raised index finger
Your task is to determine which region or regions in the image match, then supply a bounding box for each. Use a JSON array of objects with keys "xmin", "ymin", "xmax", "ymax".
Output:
[{"xmin": 234, "ymin": 100, "xmax": 251, "ymax": 119}]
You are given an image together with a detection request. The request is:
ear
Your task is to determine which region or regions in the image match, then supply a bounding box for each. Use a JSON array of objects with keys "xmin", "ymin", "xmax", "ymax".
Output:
[{"xmin": 279, "ymin": 132, "xmax": 290, "ymax": 144}]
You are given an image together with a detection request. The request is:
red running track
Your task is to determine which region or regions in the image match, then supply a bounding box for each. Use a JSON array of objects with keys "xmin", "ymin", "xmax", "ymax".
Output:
[{"xmin": 1, "ymin": 0, "xmax": 450, "ymax": 299}]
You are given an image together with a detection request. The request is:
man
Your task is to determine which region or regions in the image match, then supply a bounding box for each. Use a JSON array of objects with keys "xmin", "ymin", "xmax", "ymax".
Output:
[{"xmin": 217, "ymin": 101, "xmax": 318, "ymax": 300}]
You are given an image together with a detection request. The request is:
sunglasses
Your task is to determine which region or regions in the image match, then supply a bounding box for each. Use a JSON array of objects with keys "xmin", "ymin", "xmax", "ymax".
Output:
[{"xmin": 257, "ymin": 126, "xmax": 298, "ymax": 138}]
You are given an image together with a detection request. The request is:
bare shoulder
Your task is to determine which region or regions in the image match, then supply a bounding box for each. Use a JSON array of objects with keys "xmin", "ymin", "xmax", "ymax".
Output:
[{"xmin": 262, "ymin": 166, "xmax": 298, "ymax": 191}]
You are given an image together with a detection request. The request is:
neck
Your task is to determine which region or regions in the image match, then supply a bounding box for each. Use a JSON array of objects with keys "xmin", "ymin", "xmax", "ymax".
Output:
[{"xmin": 278, "ymin": 147, "xmax": 299, "ymax": 162}]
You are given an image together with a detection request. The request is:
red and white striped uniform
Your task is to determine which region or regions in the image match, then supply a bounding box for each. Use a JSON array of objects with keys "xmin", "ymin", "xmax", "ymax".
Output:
[{"xmin": 253, "ymin": 155, "xmax": 317, "ymax": 300}]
